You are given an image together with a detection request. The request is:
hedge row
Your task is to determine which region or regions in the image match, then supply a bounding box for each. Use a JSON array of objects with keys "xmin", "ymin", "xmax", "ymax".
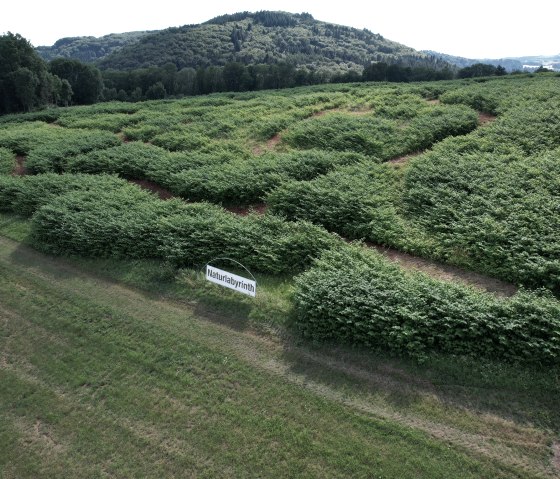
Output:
[
  {"xmin": 0, "ymin": 173, "xmax": 128, "ymax": 217},
  {"xmin": 30, "ymin": 183, "xmax": 337, "ymax": 275},
  {"xmin": 282, "ymin": 104, "xmax": 479, "ymax": 159},
  {"xmin": 65, "ymin": 144, "xmax": 367, "ymax": 205},
  {"xmin": 267, "ymin": 161, "xmax": 404, "ymax": 242},
  {"xmin": 26, "ymin": 129, "xmax": 121, "ymax": 173},
  {"xmin": 404, "ymin": 145, "xmax": 560, "ymax": 291},
  {"xmin": 293, "ymin": 246, "xmax": 560, "ymax": 364},
  {"xmin": 167, "ymin": 150, "xmax": 369, "ymax": 204}
]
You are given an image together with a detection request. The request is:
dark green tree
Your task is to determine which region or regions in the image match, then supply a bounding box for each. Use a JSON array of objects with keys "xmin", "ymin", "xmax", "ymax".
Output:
[
  {"xmin": 0, "ymin": 32, "xmax": 65, "ymax": 113},
  {"xmin": 145, "ymin": 81, "xmax": 166, "ymax": 99},
  {"xmin": 50, "ymin": 58, "xmax": 103, "ymax": 104},
  {"xmin": 458, "ymin": 63, "xmax": 499, "ymax": 78},
  {"xmin": 362, "ymin": 62, "xmax": 388, "ymax": 81},
  {"xmin": 10, "ymin": 67, "xmax": 39, "ymax": 111},
  {"xmin": 174, "ymin": 67, "xmax": 197, "ymax": 95},
  {"xmin": 59, "ymin": 79, "xmax": 73, "ymax": 106},
  {"xmin": 223, "ymin": 62, "xmax": 247, "ymax": 91}
]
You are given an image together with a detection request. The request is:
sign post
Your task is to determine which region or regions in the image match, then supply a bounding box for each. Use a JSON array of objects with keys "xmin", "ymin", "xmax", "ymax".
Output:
[{"xmin": 204, "ymin": 259, "xmax": 257, "ymax": 297}]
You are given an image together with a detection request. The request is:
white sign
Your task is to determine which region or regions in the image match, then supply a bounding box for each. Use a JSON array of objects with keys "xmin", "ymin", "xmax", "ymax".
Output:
[{"xmin": 205, "ymin": 265, "xmax": 256, "ymax": 297}]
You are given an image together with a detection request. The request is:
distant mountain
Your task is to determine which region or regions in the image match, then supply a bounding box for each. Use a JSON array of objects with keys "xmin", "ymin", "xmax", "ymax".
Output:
[
  {"xmin": 37, "ymin": 11, "xmax": 450, "ymax": 75},
  {"xmin": 424, "ymin": 50, "xmax": 560, "ymax": 72},
  {"xmin": 36, "ymin": 31, "xmax": 154, "ymax": 63}
]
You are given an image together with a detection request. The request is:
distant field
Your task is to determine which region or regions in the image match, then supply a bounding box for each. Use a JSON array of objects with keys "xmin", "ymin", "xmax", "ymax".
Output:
[{"xmin": 1, "ymin": 75, "xmax": 560, "ymax": 476}]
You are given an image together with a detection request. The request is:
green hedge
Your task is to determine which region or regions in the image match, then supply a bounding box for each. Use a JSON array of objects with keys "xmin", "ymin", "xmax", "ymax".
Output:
[
  {"xmin": 31, "ymin": 185, "xmax": 167, "ymax": 259},
  {"xmin": 30, "ymin": 185, "xmax": 337, "ymax": 275},
  {"xmin": 168, "ymin": 150, "xmax": 368, "ymax": 204},
  {"xmin": 67, "ymin": 143, "xmax": 244, "ymax": 183},
  {"xmin": 0, "ymin": 147, "xmax": 15, "ymax": 175},
  {"xmin": 25, "ymin": 129, "xmax": 121, "ymax": 174},
  {"xmin": 55, "ymin": 112, "xmax": 144, "ymax": 132},
  {"xmin": 67, "ymin": 142, "xmax": 169, "ymax": 178},
  {"xmin": 157, "ymin": 203, "xmax": 337, "ymax": 274},
  {"xmin": 404, "ymin": 145, "xmax": 560, "ymax": 291},
  {"xmin": 0, "ymin": 122, "xmax": 62, "ymax": 156},
  {"xmin": 282, "ymin": 105, "xmax": 478, "ymax": 159},
  {"xmin": 0, "ymin": 174, "xmax": 128, "ymax": 216},
  {"xmin": 293, "ymin": 246, "xmax": 560, "ymax": 364},
  {"xmin": 267, "ymin": 162, "xmax": 403, "ymax": 242}
]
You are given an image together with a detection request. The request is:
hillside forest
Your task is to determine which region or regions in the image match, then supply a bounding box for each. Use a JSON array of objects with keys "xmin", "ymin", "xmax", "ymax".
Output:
[{"xmin": 0, "ymin": 11, "xmax": 518, "ymax": 114}]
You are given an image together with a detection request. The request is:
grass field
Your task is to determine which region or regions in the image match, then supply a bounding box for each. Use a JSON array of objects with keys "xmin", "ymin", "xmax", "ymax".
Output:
[{"xmin": 1, "ymin": 220, "xmax": 559, "ymax": 478}]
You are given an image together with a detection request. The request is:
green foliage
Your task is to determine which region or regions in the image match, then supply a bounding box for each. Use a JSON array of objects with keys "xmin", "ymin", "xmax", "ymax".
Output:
[
  {"xmin": 49, "ymin": 58, "xmax": 103, "ymax": 104},
  {"xmin": 268, "ymin": 162, "xmax": 403, "ymax": 241},
  {"xmin": 151, "ymin": 130, "xmax": 211, "ymax": 151},
  {"xmin": 55, "ymin": 111, "xmax": 143, "ymax": 132},
  {"xmin": 0, "ymin": 173, "xmax": 128, "ymax": 216},
  {"xmin": 269, "ymin": 77, "xmax": 560, "ymax": 291},
  {"xmin": 36, "ymin": 31, "xmax": 152, "ymax": 62},
  {"xmin": 67, "ymin": 142, "xmax": 169, "ymax": 177},
  {"xmin": 457, "ymin": 63, "xmax": 507, "ymax": 78},
  {"xmin": 96, "ymin": 11, "xmax": 446, "ymax": 75},
  {"xmin": 30, "ymin": 183, "xmax": 336, "ymax": 275},
  {"xmin": 293, "ymin": 246, "xmax": 560, "ymax": 364},
  {"xmin": 25, "ymin": 129, "xmax": 121, "ymax": 173},
  {"xmin": 31, "ymin": 185, "xmax": 169, "ymax": 258},
  {"xmin": 168, "ymin": 150, "xmax": 367, "ymax": 204},
  {"xmin": 2, "ymin": 75, "xmax": 559, "ymax": 300},
  {"xmin": 0, "ymin": 108, "xmax": 61, "ymax": 124},
  {"xmin": 282, "ymin": 104, "xmax": 478, "ymax": 158},
  {"xmin": 0, "ymin": 121, "xmax": 64, "ymax": 155},
  {"xmin": 0, "ymin": 32, "xmax": 68, "ymax": 113},
  {"xmin": 158, "ymin": 203, "xmax": 337, "ymax": 273},
  {"xmin": 404, "ymin": 145, "xmax": 560, "ymax": 291},
  {"xmin": 0, "ymin": 147, "xmax": 15, "ymax": 175}
]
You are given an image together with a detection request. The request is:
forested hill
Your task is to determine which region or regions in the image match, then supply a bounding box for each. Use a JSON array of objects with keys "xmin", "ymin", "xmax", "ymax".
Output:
[
  {"xmin": 36, "ymin": 31, "xmax": 153, "ymax": 63},
  {"xmin": 40, "ymin": 11, "xmax": 449, "ymax": 75}
]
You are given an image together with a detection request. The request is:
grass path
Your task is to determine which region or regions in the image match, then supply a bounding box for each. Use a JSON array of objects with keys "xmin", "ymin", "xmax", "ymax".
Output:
[{"xmin": 1, "ymin": 235, "xmax": 558, "ymax": 478}]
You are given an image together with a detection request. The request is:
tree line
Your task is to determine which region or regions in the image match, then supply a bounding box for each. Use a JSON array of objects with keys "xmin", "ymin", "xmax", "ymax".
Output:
[{"xmin": 0, "ymin": 32, "xmax": 530, "ymax": 115}]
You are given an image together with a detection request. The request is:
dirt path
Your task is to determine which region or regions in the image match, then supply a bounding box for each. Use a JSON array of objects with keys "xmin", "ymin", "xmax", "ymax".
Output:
[
  {"xmin": 479, "ymin": 111, "xmax": 498, "ymax": 124},
  {"xmin": 127, "ymin": 179, "xmax": 268, "ymax": 216},
  {"xmin": 252, "ymin": 133, "xmax": 282, "ymax": 155},
  {"xmin": 13, "ymin": 156, "xmax": 27, "ymax": 176},
  {"xmin": 387, "ymin": 151, "xmax": 424, "ymax": 165},
  {"xmin": 128, "ymin": 179, "xmax": 175, "ymax": 200},
  {"xmin": 369, "ymin": 243, "xmax": 518, "ymax": 297},
  {"xmin": 223, "ymin": 204, "xmax": 267, "ymax": 216},
  {"xmin": 0, "ymin": 234, "xmax": 556, "ymax": 478}
]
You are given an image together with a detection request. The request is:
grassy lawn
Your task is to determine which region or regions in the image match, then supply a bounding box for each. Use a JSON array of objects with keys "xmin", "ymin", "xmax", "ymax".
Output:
[{"xmin": 0, "ymin": 224, "xmax": 559, "ymax": 478}]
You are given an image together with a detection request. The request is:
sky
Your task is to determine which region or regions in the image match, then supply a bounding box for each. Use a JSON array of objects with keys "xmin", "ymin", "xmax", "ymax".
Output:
[{"xmin": 2, "ymin": 0, "xmax": 559, "ymax": 59}]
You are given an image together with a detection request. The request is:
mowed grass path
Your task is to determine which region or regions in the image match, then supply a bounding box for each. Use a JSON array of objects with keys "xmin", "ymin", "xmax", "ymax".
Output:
[{"xmin": 0, "ymin": 235, "xmax": 557, "ymax": 478}]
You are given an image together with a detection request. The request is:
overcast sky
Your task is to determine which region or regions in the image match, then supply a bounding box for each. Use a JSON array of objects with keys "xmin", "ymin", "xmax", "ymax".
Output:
[{"xmin": 3, "ymin": 0, "xmax": 559, "ymax": 59}]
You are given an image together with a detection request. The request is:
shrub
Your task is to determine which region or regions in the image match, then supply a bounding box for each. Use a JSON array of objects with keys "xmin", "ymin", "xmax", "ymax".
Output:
[
  {"xmin": 31, "ymin": 185, "xmax": 170, "ymax": 258},
  {"xmin": 26, "ymin": 129, "xmax": 121, "ymax": 173},
  {"xmin": 30, "ymin": 184, "xmax": 337, "ymax": 275},
  {"xmin": 404, "ymin": 147, "xmax": 560, "ymax": 290},
  {"xmin": 67, "ymin": 142, "xmax": 170, "ymax": 178},
  {"xmin": 0, "ymin": 173, "xmax": 129, "ymax": 216},
  {"xmin": 293, "ymin": 246, "xmax": 560, "ymax": 364},
  {"xmin": 0, "ymin": 147, "xmax": 15, "ymax": 175},
  {"xmin": 168, "ymin": 150, "xmax": 368, "ymax": 204}
]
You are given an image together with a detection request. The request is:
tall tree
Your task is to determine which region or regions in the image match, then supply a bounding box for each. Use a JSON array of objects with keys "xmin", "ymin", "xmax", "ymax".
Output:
[
  {"xmin": 10, "ymin": 67, "xmax": 39, "ymax": 111},
  {"xmin": 50, "ymin": 58, "xmax": 103, "ymax": 104},
  {"xmin": 0, "ymin": 32, "xmax": 65, "ymax": 113}
]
